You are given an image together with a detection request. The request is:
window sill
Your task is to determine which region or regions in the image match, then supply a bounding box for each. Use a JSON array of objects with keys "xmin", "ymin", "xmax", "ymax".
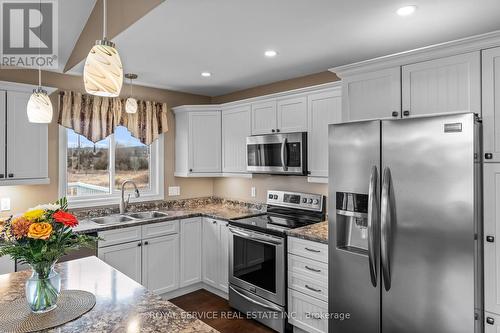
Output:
[{"xmin": 67, "ymin": 193, "xmax": 164, "ymax": 209}]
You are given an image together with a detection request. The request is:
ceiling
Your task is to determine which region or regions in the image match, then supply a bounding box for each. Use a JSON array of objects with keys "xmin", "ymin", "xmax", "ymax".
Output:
[{"xmin": 66, "ymin": 0, "xmax": 500, "ymax": 96}]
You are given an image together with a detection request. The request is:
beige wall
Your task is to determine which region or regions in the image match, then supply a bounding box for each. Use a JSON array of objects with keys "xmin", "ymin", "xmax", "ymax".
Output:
[{"xmin": 0, "ymin": 69, "xmax": 212, "ymax": 216}]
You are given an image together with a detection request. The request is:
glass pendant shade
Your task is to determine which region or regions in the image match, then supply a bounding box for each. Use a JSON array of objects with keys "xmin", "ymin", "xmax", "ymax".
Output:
[
  {"xmin": 83, "ymin": 41, "xmax": 123, "ymax": 97},
  {"xmin": 27, "ymin": 88, "xmax": 53, "ymax": 123},
  {"xmin": 125, "ymin": 97, "xmax": 138, "ymax": 114}
]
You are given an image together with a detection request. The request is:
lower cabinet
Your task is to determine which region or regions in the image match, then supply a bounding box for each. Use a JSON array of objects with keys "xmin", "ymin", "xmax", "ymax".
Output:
[
  {"xmin": 202, "ymin": 218, "xmax": 230, "ymax": 293},
  {"xmin": 180, "ymin": 217, "xmax": 202, "ymax": 287},
  {"xmin": 485, "ymin": 312, "xmax": 500, "ymax": 332},
  {"xmin": 98, "ymin": 240, "xmax": 142, "ymax": 284},
  {"xmin": 142, "ymin": 234, "xmax": 179, "ymax": 294}
]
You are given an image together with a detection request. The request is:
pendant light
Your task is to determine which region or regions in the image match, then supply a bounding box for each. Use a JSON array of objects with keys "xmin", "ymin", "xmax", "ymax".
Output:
[
  {"xmin": 83, "ymin": 0, "xmax": 123, "ymax": 97},
  {"xmin": 27, "ymin": 0, "xmax": 53, "ymax": 123},
  {"xmin": 124, "ymin": 73, "xmax": 138, "ymax": 114}
]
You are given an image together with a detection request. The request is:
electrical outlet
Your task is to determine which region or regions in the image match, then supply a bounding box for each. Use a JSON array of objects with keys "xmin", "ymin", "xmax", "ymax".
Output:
[
  {"xmin": 1, "ymin": 198, "xmax": 11, "ymax": 211},
  {"xmin": 168, "ymin": 186, "xmax": 180, "ymax": 196},
  {"xmin": 251, "ymin": 187, "xmax": 256, "ymax": 198}
]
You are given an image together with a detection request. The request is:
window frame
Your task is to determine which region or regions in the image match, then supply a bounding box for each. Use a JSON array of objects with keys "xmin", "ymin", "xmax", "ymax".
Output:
[{"xmin": 58, "ymin": 125, "xmax": 164, "ymax": 209}]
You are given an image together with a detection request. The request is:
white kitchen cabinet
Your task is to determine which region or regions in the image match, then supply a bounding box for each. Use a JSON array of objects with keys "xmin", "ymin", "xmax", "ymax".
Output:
[
  {"xmin": 0, "ymin": 256, "xmax": 15, "ymax": 275},
  {"xmin": 218, "ymin": 220, "xmax": 230, "ymax": 292},
  {"xmin": 0, "ymin": 90, "xmax": 48, "ymax": 184},
  {"xmin": 485, "ymin": 312, "xmax": 500, "ymax": 333},
  {"xmin": 483, "ymin": 47, "xmax": 500, "ymax": 162},
  {"xmin": 277, "ymin": 96, "xmax": 308, "ymax": 133},
  {"xmin": 307, "ymin": 88, "xmax": 342, "ymax": 180},
  {"xmin": 401, "ymin": 52, "xmax": 481, "ymax": 118},
  {"xmin": 251, "ymin": 100, "xmax": 277, "ymax": 135},
  {"xmin": 202, "ymin": 218, "xmax": 229, "ymax": 292},
  {"xmin": 180, "ymin": 217, "xmax": 202, "ymax": 287},
  {"xmin": 288, "ymin": 289, "xmax": 328, "ymax": 333},
  {"xmin": 98, "ymin": 241, "xmax": 142, "ymax": 284},
  {"xmin": 341, "ymin": 67, "xmax": 401, "ymax": 121},
  {"xmin": 222, "ymin": 106, "xmax": 251, "ymax": 173},
  {"xmin": 484, "ymin": 163, "xmax": 500, "ymax": 316},
  {"xmin": 142, "ymin": 234, "xmax": 179, "ymax": 294},
  {"xmin": 174, "ymin": 106, "xmax": 222, "ymax": 177}
]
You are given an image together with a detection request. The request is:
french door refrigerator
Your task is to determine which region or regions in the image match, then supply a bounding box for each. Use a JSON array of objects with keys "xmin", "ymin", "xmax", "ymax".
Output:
[{"xmin": 328, "ymin": 113, "xmax": 483, "ymax": 333}]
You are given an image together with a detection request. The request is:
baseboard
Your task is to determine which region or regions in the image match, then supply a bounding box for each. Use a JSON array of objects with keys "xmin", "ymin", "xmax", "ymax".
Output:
[{"xmin": 160, "ymin": 282, "xmax": 228, "ymax": 300}]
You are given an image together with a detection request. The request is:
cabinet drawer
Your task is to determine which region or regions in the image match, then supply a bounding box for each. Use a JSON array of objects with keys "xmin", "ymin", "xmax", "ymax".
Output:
[
  {"xmin": 288, "ymin": 289, "xmax": 328, "ymax": 333},
  {"xmin": 142, "ymin": 220, "xmax": 179, "ymax": 239},
  {"xmin": 288, "ymin": 254, "xmax": 328, "ymax": 282},
  {"xmin": 288, "ymin": 271, "xmax": 328, "ymax": 302},
  {"xmin": 288, "ymin": 237, "xmax": 328, "ymax": 263},
  {"xmin": 98, "ymin": 226, "xmax": 141, "ymax": 248}
]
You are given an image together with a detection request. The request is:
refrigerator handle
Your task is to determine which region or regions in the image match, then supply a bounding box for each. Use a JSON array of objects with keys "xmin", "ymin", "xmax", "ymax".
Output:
[
  {"xmin": 367, "ymin": 165, "xmax": 379, "ymax": 287},
  {"xmin": 381, "ymin": 167, "xmax": 394, "ymax": 291}
]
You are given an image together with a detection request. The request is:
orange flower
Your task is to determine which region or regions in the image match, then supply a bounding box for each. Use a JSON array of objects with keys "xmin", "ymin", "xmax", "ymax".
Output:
[
  {"xmin": 11, "ymin": 217, "xmax": 32, "ymax": 239},
  {"xmin": 27, "ymin": 223, "xmax": 53, "ymax": 240}
]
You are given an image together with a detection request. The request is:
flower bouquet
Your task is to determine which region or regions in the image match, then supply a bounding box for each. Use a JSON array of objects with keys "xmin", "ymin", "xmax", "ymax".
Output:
[{"xmin": 0, "ymin": 198, "xmax": 97, "ymax": 313}]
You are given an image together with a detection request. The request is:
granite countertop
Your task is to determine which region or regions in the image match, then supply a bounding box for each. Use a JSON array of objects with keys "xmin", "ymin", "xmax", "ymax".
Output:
[
  {"xmin": 286, "ymin": 221, "xmax": 328, "ymax": 244},
  {"xmin": 0, "ymin": 256, "xmax": 218, "ymax": 333},
  {"xmin": 74, "ymin": 200, "xmax": 264, "ymax": 234}
]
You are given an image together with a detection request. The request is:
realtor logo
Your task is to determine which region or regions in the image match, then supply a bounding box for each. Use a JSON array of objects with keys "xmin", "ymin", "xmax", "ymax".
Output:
[{"xmin": 1, "ymin": 0, "xmax": 58, "ymax": 69}]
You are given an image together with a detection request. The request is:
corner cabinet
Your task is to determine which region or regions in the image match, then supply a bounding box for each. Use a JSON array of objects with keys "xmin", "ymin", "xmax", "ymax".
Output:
[
  {"xmin": 180, "ymin": 217, "xmax": 202, "ymax": 287},
  {"xmin": 0, "ymin": 89, "xmax": 48, "ymax": 185},
  {"xmin": 173, "ymin": 106, "xmax": 222, "ymax": 177},
  {"xmin": 483, "ymin": 47, "xmax": 500, "ymax": 162},
  {"xmin": 202, "ymin": 218, "xmax": 229, "ymax": 293},
  {"xmin": 222, "ymin": 105, "xmax": 251, "ymax": 173}
]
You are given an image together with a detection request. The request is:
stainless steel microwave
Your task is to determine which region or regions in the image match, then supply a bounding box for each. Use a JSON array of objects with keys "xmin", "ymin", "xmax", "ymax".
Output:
[{"xmin": 246, "ymin": 132, "xmax": 307, "ymax": 175}]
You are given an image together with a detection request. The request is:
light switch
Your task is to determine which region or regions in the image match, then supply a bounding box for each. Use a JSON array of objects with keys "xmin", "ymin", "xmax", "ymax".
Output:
[
  {"xmin": 251, "ymin": 187, "xmax": 256, "ymax": 198},
  {"xmin": 1, "ymin": 198, "xmax": 11, "ymax": 211},
  {"xmin": 168, "ymin": 186, "xmax": 180, "ymax": 196}
]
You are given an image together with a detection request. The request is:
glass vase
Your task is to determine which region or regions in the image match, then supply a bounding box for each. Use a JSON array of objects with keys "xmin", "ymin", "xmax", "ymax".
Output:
[{"xmin": 25, "ymin": 261, "xmax": 61, "ymax": 313}]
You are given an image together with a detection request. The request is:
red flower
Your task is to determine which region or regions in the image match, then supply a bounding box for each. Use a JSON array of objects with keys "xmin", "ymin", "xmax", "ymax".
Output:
[{"xmin": 53, "ymin": 211, "xmax": 78, "ymax": 227}]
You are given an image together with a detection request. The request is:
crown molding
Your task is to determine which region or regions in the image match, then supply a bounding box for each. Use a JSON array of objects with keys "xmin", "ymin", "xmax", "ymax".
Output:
[{"xmin": 330, "ymin": 30, "xmax": 500, "ymax": 77}]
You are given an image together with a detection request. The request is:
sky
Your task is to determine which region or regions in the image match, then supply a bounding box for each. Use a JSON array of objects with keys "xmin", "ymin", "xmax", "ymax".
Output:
[{"xmin": 67, "ymin": 126, "xmax": 145, "ymax": 148}]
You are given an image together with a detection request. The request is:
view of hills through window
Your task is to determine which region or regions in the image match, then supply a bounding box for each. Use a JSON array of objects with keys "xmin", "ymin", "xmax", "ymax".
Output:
[{"xmin": 66, "ymin": 126, "xmax": 150, "ymax": 197}]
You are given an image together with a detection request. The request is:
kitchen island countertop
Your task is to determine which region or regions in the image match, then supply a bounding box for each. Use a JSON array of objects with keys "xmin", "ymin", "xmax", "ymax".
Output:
[{"xmin": 0, "ymin": 256, "xmax": 218, "ymax": 333}]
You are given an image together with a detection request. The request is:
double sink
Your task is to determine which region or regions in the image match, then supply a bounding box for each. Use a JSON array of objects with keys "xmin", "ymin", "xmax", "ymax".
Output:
[{"xmin": 91, "ymin": 211, "xmax": 169, "ymax": 225}]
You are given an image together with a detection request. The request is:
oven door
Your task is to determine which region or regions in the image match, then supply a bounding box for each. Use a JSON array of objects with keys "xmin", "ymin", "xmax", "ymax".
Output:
[
  {"xmin": 246, "ymin": 133, "xmax": 306, "ymax": 175},
  {"xmin": 228, "ymin": 226, "xmax": 285, "ymax": 306}
]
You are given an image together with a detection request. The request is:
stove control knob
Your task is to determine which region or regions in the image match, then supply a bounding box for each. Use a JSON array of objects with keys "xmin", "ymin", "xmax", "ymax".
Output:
[
  {"xmin": 273, "ymin": 195, "xmax": 278, "ymax": 199},
  {"xmin": 308, "ymin": 199, "xmax": 313, "ymax": 204},
  {"xmin": 269, "ymin": 194, "xmax": 274, "ymax": 199},
  {"xmin": 313, "ymin": 199, "xmax": 319, "ymax": 205},
  {"xmin": 302, "ymin": 198, "xmax": 307, "ymax": 203}
]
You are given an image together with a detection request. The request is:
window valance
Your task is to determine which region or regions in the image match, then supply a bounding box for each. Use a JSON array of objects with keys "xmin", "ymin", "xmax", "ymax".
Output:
[{"xmin": 57, "ymin": 91, "xmax": 168, "ymax": 145}]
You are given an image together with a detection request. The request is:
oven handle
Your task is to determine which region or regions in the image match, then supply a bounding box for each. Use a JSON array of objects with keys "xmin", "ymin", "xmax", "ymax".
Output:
[
  {"xmin": 281, "ymin": 138, "xmax": 288, "ymax": 171},
  {"xmin": 229, "ymin": 227, "xmax": 283, "ymax": 246},
  {"xmin": 229, "ymin": 286, "xmax": 283, "ymax": 312}
]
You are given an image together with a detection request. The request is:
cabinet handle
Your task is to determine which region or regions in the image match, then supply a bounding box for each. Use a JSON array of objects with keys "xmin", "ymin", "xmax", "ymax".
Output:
[
  {"xmin": 212, "ymin": 220, "xmax": 217, "ymax": 224},
  {"xmin": 144, "ymin": 241, "xmax": 149, "ymax": 246},
  {"xmin": 225, "ymin": 223, "xmax": 229, "ymax": 227},
  {"xmin": 305, "ymin": 265, "xmax": 321, "ymax": 273},
  {"xmin": 305, "ymin": 284, "xmax": 322, "ymax": 293},
  {"xmin": 487, "ymin": 236, "xmax": 495, "ymax": 243},
  {"xmin": 276, "ymin": 129, "xmax": 280, "ymax": 132},
  {"xmin": 0, "ymin": 174, "xmax": 4, "ymax": 179},
  {"xmin": 391, "ymin": 111, "xmax": 399, "ymax": 117},
  {"xmin": 305, "ymin": 247, "xmax": 320, "ymax": 253},
  {"xmin": 189, "ymin": 168, "xmax": 193, "ymax": 172},
  {"xmin": 486, "ymin": 317, "xmax": 495, "ymax": 325},
  {"xmin": 403, "ymin": 110, "xmax": 410, "ymax": 117},
  {"xmin": 485, "ymin": 153, "xmax": 493, "ymax": 160},
  {"xmin": 8, "ymin": 173, "xmax": 14, "ymax": 178},
  {"xmin": 271, "ymin": 129, "xmax": 276, "ymax": 133},
  {"xmin": 137, "ymin": 242, "xmax": 142, "ymax": 247},
  {"xmin": 305, "ymin": 312, "xmax": 322, "ymax": 320}
]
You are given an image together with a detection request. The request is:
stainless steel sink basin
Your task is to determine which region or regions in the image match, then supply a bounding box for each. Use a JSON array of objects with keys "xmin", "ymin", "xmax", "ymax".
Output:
[
  {"xmin": 127, "ymin": 211, "xmax": 168, "ymax": 219},
  {"xmin": 91, "ymin": 215, "xmax": 136, "ymax": 225}
]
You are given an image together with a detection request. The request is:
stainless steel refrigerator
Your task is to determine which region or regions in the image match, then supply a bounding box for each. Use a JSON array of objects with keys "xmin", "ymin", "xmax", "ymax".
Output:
[{"xmin": 328, "ymin": 113, "xmax": 483, "ymax": 333}]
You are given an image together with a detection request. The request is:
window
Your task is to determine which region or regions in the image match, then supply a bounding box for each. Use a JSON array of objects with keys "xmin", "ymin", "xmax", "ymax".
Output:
[{"xmin": 59, "ymin": 126, "xmax": 164, "ymax": 208}]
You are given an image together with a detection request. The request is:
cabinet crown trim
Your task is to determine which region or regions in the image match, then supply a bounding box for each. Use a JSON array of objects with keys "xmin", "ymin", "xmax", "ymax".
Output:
[{"xmin": 330, "ymin": 30, "xmax": 500, "ymax": 77}]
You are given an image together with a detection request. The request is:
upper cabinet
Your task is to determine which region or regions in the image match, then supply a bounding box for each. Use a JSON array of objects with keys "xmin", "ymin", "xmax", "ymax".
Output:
[
  {"xmin": 401, "ymin": 52, "xmax": 481, "ymax": 118},
  {"xmin": 483, "ymin": 47, "xmax": 500, "ymax": 162},
  {"xmin": 251, "ymin": 96, "xmax": 307, "ymax": 135},
  {"xmin": 341, "ymin": 67, "xmax": 401, "ymax": 121},
  {"xmin": 222, "ymin": 105, "xmax": 251, "ymax": 173},
  {"xmin": 0, "ymin": 89, "xmax": 48, "ymax": 185},
  {"xmin": 174, "ymin": 106, "xmax": 222, "ymax": 177}
]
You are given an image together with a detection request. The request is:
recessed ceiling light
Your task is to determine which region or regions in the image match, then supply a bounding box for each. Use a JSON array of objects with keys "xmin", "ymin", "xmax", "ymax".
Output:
[
  {"xmin": 201, "ymin": 72, "xmax": 212, "ymax": 77},
  {"xmin": 264, "ymin": 50, "xmax": 278, "ymax": 58},
  {"xmin": 396, "ymin": 5, "xmax": 417, "ymax": 16}
]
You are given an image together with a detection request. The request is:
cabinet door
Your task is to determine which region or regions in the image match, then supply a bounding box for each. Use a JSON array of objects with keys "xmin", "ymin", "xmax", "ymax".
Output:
[
  {"xmin": 0, "ymin": 91, "xmax": 5, "ymax": 179},
  {"xmin": 222, "ymin": 106, "xmax": 251, "ymax": 173},
  {"xmin": 251, "ymin": 100, "xmax": 277, "ymax": 135},
  {"xmin": 277, "ymin": 96, "xmax": 307, "ymax": 133},
  {"xmin": 307, "ymin": 89, "xmax": 342, "ymax": 178},
  {"xmin": 142, "ymin": 234, "xmax": 179, "ymax": 294},
  {"xmin": 483, "ymin": 47, "xmax": 500, "ymax": 162},
  {"xmin": 6, "ymin": 91, "xmax": 48, "ymax": 180},
  {"xmin": 202, "ymin": 218, "xmax": 219, "ymax": 288},
  {"xmin": 484, "ymin": 163, "xmax": 500, "ymax": 315},
  {"xmin": 189, "ymin": 111, "xmax": 221, "ymax": 173},
  {"xmin": 218, "ymin": 220, "xmax": 230, "ymax": 292},
  {"xmin": 402, "ymin": 52, "xmax": 481, "ymax": 117},
  {"xmin": 180, "ymin": 217, "xmax": 202, "ymax": 287},
  {"xmin": 98, "ymin": 241, "xmax": 142, "ymax": 284},
  {"xmin": 342, "ymin": 67, "xmax": 401, "ymax": 121},
  {"xmin": 485, "ymin": 312, "xmax": 500, "ymax": 333}
]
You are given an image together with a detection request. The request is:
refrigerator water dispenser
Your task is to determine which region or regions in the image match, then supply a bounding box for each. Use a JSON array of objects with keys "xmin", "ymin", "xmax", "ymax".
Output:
[{"xmin": 335, "ymin": 192, "xmax": 369, "ymax": 254}]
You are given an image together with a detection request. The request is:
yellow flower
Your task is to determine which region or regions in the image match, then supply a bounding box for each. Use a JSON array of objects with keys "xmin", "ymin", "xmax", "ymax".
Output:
[
  {"xmin": 23, "ymin": 209, "xmax": 45, "ymax": 221},
  {"xmin": 27, "ymin": 223, "xmax": 53, "ymax": 240}
]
